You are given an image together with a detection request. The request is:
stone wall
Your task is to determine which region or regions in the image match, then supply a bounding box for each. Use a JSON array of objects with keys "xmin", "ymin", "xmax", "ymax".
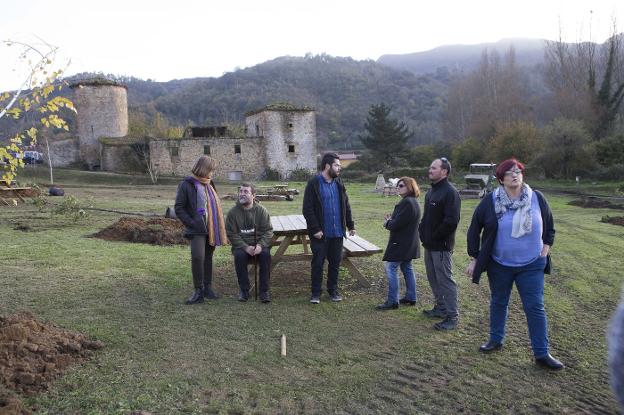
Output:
[
  {"xmin": 45, "ymin": 139, "xmax": 80, "ymax": 167},
  {"xmin": 72, "ymin": 84, "xmax": 128, "ymax": 169},
  {"xmin": 101, "ymin": 144, "xmax": 145, "ymax": 172},
  {"xmin": 149, "ymin": 137, "xmax": 265, "ymax": 180},
  {"xmin": 245, "ymin": 110, "xmax": 317, "ymax": 178}
]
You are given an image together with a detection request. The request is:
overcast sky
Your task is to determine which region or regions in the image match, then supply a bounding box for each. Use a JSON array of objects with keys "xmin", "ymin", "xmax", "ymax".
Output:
[{"xmin": 0, "ymin": 0, "xmax": 622, "ymax": 91}]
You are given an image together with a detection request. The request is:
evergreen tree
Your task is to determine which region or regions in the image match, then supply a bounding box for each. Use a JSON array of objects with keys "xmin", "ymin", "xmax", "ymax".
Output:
[{"xmin": 359, "ymin": 103, "xmax": 412, "ymax": 168}]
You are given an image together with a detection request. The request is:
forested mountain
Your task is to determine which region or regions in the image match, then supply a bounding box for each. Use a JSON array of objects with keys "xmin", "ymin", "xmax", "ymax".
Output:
[
  {"xmin": 378, "ymin": 38, "xmax": 546, "ymax": 75},
  {"xmin": 123, "ymin": 55, "xmax": 449, "ymax": 148}
]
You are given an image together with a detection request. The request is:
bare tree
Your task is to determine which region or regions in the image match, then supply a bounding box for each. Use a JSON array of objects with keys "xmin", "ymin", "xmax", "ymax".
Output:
[{"xmin": 544, "ymin": 21, "xmax": 624, "ymax": 138}]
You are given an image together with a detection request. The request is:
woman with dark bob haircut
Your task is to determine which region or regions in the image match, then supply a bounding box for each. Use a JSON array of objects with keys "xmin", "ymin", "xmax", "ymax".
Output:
[
  {"xmin": 465, "ymin": 158, "xmax": 564, "ymax": 370},
  {"xmin": 377, "ymin": 177, "xmax": 422, "ymax": 310},
  {"xmin": 174, "ymin": 156, "xmax": 228, "ymax": 305}
]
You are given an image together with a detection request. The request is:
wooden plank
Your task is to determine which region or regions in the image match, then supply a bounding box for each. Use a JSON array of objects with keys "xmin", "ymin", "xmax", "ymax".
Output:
[
  {"xmin": 287, "ymin": 214, "xmax": 307, "ymax": 231},
  {"xmin": 271, "ymin": 216, "xmax": 285, "ymax": 232},
  {"xmin": 342, "ymin": 237, "xmax": 367, "ymax": 254},
  {"xmin": 279, "ymin": 215, "xmax": 298, "ymax": 232},
  {"xmin": 347, "ymin": 235, "xmax": 382, "ymax": 253}
]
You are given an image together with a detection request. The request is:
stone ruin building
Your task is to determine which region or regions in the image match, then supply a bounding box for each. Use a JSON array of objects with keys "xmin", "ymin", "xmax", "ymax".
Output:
[{"xmin": 49, "ymin": 79, "xmax": 318, "ymax": 180}]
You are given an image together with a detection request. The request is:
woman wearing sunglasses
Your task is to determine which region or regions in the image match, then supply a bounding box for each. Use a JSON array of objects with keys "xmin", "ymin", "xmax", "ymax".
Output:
[
  {"xmin": 465, "ymin": 158, "xmax": 563, "ymax": 370},
  {"xmin": 377, "ymin": 177, "xmax": 422, "ymax": 310}
]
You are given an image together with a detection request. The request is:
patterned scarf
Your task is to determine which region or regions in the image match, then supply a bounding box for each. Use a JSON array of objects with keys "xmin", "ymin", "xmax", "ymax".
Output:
[
  {"xmin": 192, "ymin": 177, "xmax": 228, "ymax": 246},
  {"xmin": 494, "ymin": 183, "xmax": 533, "ymax": 238}
]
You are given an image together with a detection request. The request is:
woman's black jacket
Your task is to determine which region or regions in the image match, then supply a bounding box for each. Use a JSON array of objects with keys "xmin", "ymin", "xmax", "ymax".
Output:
[
  {"xmin": 383, "ymin": 196, "xmax": 421, "ymax": 262},
  {"xmin": 466, "ymin": 190, "xmax": 555, "ymax": 284},
  {"xmin": 174, "ymin": 176, "xmax": 218, "ymax": 238}
]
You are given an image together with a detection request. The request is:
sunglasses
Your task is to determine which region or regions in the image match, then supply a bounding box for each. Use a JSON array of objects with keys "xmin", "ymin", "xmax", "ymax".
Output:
[{"xmin": 397, "ymin": 183, "xmax": 406, "ymax": 188}]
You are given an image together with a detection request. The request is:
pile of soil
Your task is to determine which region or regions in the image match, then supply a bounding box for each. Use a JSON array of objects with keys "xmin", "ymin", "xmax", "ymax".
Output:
[
  {"xmin": 0, "ymin": 392, "xmax": 29, "ymax": 415},
  {"xmin": 0, "ymin": 312, "xmax": 104, "ymax": 414},
  {"xmin": 569, "ymin": 198, "xmax": 624, "ymax": 210},
  {"xmin": 93, "ymin": 217, "xmax": 187, "ymax": 245},
  {"xmin": 602, "ymin": 216, "xmax": 624, "ymax": 226}
]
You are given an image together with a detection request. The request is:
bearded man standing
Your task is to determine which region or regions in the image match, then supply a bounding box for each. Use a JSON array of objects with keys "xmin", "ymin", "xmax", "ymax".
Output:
[{"xmin": 303, "ymin": 153, "xmax": 355, "ymax": 304}]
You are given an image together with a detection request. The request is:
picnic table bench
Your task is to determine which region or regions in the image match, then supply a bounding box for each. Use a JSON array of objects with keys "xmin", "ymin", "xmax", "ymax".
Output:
[{"xmin": 269, "ymin": 214, "xmax": 382, "ymax": 287}]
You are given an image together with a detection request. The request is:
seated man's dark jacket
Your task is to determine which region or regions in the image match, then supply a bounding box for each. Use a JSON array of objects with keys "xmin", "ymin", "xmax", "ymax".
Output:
[{"xmin": 225, "ymin": 201, "xmax": 273, "ymax": 251}]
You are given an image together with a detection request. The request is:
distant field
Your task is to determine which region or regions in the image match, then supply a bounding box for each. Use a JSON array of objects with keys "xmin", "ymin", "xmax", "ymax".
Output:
[{"xmin": 1, "ymin": 167, "xmax": 623, "ymax": 414}]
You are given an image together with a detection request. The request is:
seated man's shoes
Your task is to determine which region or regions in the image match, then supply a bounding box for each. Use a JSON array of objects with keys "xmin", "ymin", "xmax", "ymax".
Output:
[
  {"xmin": 423, "ymin": 306, "xmax": 446, "ymax": 318},
  {"xmin": 185, "ymin": 289, "xmax": 204, "ymax": 305},
  {"xmin": 535, "ymin": 354, "xmax": 564, "ymax": 370},
  {"xmin": 259, "ymin": 291, "xmax": 272, "ymax": 303},
  {"xmin": 434, "ymin": 317, "xmax": 458, "ymax": 331},
  {"xmin": 238, "ymin": 290, "xmax": 249, "ymax": 302},
  {"xmin": 479, "ymin": 340, "xmax": 503, "ymax": 353},
  {"xmin": 204, "ymin": 286, "xmax": 220, "ymax": 299},
  {"xmin": 399, "ymin": 298, "xmax": 416, "ymax": 306},
  {"xmin": 376, "ymin": 301, "xmax": 399, "ymax": 310}
]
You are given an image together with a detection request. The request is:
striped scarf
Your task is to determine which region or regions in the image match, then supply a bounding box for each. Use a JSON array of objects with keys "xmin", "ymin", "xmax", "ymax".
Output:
[{"xmin": 193, "ymin": 178, "xmax": 228, "ymax": 246}]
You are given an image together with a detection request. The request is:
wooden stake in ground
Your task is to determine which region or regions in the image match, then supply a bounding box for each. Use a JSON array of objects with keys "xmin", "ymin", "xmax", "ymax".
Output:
[{"xmin": 281, "ymin": 334, "xmax": 287, "ymax": 356}]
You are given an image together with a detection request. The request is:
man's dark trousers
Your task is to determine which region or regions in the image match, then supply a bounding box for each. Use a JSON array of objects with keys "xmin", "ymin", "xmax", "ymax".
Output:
[
  {"xmin": 310, "ymin": 236, "xmax": 343, "ymax": 296},
  {"xmin": 233, "ymin": 247, "xmax": 271, "ymax": 294}
]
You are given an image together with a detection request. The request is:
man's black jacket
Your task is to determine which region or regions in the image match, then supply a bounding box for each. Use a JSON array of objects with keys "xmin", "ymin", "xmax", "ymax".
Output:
[
  {"xmin": 418, "ymin": 178, "xmax": 461, "ymax": 251},
  {"xmin": 302, "ymin": 175, "xmax": 354, "ymax": 238}
]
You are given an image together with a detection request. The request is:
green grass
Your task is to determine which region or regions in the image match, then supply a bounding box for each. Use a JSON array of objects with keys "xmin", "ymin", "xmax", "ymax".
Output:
[{"xmin": 1, "ymin": 168, "xmax": 623, "ymax": 414}]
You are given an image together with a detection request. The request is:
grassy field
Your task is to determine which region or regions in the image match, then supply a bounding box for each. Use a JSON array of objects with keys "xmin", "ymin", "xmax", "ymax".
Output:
[{"xmin": 2, "ymin": 167, "xmax": 623, "ymax": 414}]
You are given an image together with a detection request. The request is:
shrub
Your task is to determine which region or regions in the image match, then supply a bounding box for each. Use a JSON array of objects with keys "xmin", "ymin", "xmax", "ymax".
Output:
[
  {"xmin": 264, "ymin": 168, "xmax": 280, "ymax": 181},
  {"xmin": 288, "ymin": 167, "xmax": 313, "ymax": 181}
]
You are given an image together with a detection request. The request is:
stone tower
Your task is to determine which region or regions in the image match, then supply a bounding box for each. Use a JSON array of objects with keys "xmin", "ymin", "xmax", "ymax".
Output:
[
  {"xmin": 245, "ymin": 104, "xmax": 317, "ymax": 179},
  {"xmin": 70, "ymin": 79, "xmax": 128, "ymax": 169}
]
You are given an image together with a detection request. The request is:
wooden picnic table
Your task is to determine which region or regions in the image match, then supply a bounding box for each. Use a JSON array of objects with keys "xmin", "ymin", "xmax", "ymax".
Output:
[{"xmin": 269, "ymin": 214, "xmax": 382, "ymax": 287}]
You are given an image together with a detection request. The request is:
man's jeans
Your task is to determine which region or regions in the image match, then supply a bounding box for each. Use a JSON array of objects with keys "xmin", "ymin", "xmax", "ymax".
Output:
[
  {"xmin": 487, "ymin": 256, "xmax": 549, "ymax": 358},
  {"xmin": 233, "ymin": 247, "xmax": 271, "ymax": 294},
  {"xmin": 424, "ymin": 249, "xmax": 458, "ymax": 318},
  {"xmin": 310, "ymin": 236, "xmax": 343, "ymax": 296},
  {"xmin": 385, "ymin": 260, "xmax": 417, "ymax": 304}
]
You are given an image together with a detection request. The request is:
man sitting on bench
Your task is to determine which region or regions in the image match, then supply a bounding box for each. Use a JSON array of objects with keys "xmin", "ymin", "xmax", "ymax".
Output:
[{"xmin": 225, "ymin": 183, "xmax": 274, "ymax": 303}]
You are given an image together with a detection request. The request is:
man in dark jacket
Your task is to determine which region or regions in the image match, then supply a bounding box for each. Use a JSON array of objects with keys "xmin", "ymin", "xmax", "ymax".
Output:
[
  {"xmin": 302, "ymin": 153, "xmax": 355, "ymax": 304},
  {"xmin": 419, "ymin": 158, "xmax": 461, "ymax": 330},
  {"xmin": 226, "ymin": 183, "xmax": 274, "ymax": 303}
]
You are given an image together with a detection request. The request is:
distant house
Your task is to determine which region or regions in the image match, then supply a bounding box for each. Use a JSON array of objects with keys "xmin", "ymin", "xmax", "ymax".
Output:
[{"xmin": 320, "ymin": 151, "xmax": 358, "ymax": 168}]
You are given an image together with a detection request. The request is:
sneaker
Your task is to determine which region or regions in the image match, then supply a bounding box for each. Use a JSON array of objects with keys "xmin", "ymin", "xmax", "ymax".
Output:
[
  {"xmin": 310, "ymin": 296, "xmax": 320, "ymax": 304},
  {"xmin": 238, "ymin": 290, "xmax": 249, "ymax": 302},
  {"xmin": 329, "ymin": 293, "xmax": 343, "ymax": 302},
  {"xmin": 423, "ymin": 306, "xmax": 446, "ymax": 318},
  {"xmin": 259, "ymin": 292, "xmax": 272, "ymax": 303},
  {"xmin": 434, "ymin": 317, "xmax": 458, "ymax": 331},
  {"xmin": 399, "ymin": 298, "xmax": 417, "ymax": 306}
]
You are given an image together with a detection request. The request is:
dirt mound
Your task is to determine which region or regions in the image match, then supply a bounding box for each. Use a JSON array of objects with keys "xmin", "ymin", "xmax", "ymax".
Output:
[
  {"xmin": 0, "ymin": 391, "xmax": 30, "ymax": 415},
  {"xmin": 93, "ymin": 216, "xmax": 188, "ymax": 245},
  {"xmin": 0, "ymin": 312, "xmax": 104, "ymax": 397},
  {"xmin": 569, "ymin": 198, "xmax": 624, "ymax": 210},
  {"xmin": 602, "ymin": 215, "xmax": 624, "ymax": 226}
]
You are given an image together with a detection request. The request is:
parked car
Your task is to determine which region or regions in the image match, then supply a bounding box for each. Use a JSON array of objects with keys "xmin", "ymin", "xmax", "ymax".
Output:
[{"xmin": 23, "ymin": 151, "xmax": 44, "ymax": 164}]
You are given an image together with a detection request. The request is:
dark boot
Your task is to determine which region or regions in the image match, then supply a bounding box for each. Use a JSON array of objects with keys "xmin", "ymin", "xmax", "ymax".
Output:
[
  {"xmin": 185, "ymin": 289, "xmax": 204, "ymax": 305},
  {"xmin": 535, "ymin": 354, "xmax": 564, "ymax": 370},
  {"xmin": 204, "ymin": 285, "xmax": 220, "ymax": 299}
]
